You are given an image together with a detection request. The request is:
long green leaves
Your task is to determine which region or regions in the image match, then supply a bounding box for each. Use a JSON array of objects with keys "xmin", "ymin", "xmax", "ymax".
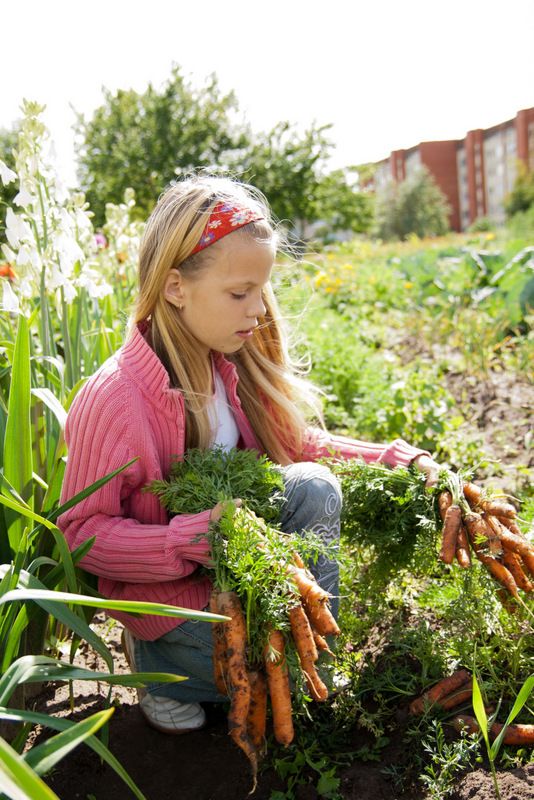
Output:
[
  {"xmin": 0, "ymin": 736, "xmax": 60, "ymax": 800},
  {"xmin": 3, "ymin": 314, "xmax": 33, "ymax": 552},
  {"xmin": 0, "ymin": 587, "xmax": 229, "ymax": 624}
]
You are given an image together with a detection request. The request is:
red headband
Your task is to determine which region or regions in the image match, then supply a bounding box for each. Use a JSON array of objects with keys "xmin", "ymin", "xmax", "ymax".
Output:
[{"xmin": 191, "ymin": 202, "xmax": 265, "ymax": 254}]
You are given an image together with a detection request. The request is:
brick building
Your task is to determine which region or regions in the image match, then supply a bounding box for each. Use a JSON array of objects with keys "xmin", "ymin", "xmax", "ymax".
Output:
[{"xmin": 374, "ymin": 107, "xmax": 534, "ymax": 231}]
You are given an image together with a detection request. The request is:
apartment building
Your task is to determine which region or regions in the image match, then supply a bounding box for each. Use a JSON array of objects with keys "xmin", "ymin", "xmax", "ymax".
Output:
[{"xmin": 374, "ymin": 107, "xmax": 534, "ymax": 231}]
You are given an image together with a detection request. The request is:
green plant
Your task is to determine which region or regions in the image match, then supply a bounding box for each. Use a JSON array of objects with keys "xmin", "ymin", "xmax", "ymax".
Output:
[
  {"xmin": 420, "ymin": 720, "xmax": 478, "ymax": 799},
  {"xmin": 470, "ymin": 672, "xmax": 534, "ymax": 800}
]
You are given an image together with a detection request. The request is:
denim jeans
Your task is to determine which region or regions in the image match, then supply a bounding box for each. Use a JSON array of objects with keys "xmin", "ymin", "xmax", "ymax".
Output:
[{"xmin": 132, "ymin": 461, "xmax": 342, "ymax": 703}]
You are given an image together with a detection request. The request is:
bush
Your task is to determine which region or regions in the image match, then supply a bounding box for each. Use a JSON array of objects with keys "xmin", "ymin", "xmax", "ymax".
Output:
[{"xmin": 374, "ymin": 167, "xmax": 451, "ymax": 241}]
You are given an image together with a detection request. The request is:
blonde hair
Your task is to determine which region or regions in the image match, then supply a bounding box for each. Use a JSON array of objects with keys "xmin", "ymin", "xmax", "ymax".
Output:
[{"xmin": 130, "ymin": 174, "xmax": 322, "ymax": 464}]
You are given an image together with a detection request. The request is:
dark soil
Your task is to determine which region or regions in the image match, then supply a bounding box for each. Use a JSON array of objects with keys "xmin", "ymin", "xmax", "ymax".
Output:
[{"xmin": 30, "ymin": 609, "xmax": 532, "ymax": 800}]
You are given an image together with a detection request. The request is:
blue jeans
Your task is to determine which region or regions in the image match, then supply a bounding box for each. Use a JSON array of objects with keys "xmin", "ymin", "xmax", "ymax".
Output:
[{"xmin": 132, "ymin": 462, "xmax": 342, "ymax": 703}]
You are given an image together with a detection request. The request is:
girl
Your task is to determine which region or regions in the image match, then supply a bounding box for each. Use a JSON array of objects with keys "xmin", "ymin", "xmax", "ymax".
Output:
[{"xmin": 58, "ymin": 174, "xmax": 438, "ymax": 734}]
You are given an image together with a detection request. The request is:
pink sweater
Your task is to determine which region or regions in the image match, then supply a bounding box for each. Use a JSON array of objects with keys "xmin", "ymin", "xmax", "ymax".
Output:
[{"xmin": 59, "ymin": 325, "xmax": 426, "ymax": 640}]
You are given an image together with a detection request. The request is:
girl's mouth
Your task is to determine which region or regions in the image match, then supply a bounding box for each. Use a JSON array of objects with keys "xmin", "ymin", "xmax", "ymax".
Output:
[{"xmin": 236, "ymin": 329, "xmax": 255, "ymax": 339}]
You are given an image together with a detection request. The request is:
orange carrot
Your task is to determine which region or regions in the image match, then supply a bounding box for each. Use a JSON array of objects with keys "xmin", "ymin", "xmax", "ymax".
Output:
[
  {"xmin": 264, "ymin": 630, "xmax": 294, "ymax": 746},
  {"xmin": 453, "ymin": 715, "xmax": 534, "ymax": 745},
  {"xmin": 437, "ymin": 681, "xmax": 473, "ymax": 710},
  {"xmin": 313, "ymin": 632, "xmax": 335, "ymax": 657},
  {"xmin": 287, "ymin": 565, "xmax": 340, "ymax": 637},
  {"xmin": 498, "ymin": 531, "xmax": 534, "ymax": 577},
  {"xmin": 217, "ymin": 591, "xmax": 256, "ymax": 780},
  {"xmin": 289, "ymin": 604, "xmax": 329, "ymax": 702},
  {"xmin": 474, "ymin": 550, "xmax": 520, "ymax": 599},
  {"xmin": 210, "ymin": 590, "xmax": 229, "ymax": 696},
  {"xmin": 496, "ymin": 516, "xmax": 524, "ymax": 537},
  {"xmin": 462, "ymin": 483, "xmax": 517, "ymax": 518},
  {"xmin": 437, "ymin": 491, "xmax": 453, "ymax": 521},
  {"xmin": 247, "ymin": 669, "xmax": 268, "ymax": 755},
  {"xmin": 501, "ymin": 550, "xmax": 533, "ymax": 593},
  {"xmin": 464, "ymin": 511, "xmax": 501, "ymax": 555},
  {"xmin": 439, "ymin": 504, "xmax": 462, "ymax": 564},
  {"xmin": 455, "ymin": 523, "xmax": 471, "ymax": 568},
  {"xmin": 409, "ymin": 669, "xmax": 471, "ymax": 715}
]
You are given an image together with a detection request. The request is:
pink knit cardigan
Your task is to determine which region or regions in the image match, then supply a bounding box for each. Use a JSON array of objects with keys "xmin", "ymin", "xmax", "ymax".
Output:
[{"xmin": 59, "ymin": 325, "xmax": 426, "ymax": 640}]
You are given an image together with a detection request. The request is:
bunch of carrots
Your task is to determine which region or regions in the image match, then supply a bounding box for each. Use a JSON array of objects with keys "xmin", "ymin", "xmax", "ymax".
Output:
[
  {"xmin": 409, "ymin": 668, "xmax": 534, "ymax": 746},
  {"xmin": 209, "ymin": 507, "xmax": 340, "ymax": 789},
  {"xmin": 437, "ymin": 475, "xmax": 534, "ymax": 604},
  {"xmin": 147, "ymin": 451, "xmax": 340, "ymax": 788}
]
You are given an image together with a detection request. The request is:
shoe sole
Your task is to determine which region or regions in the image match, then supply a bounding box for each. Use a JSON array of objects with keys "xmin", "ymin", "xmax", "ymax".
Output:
[{"xmin": 138, "ymin": 708, "xmax": 206, "ymax": 735}]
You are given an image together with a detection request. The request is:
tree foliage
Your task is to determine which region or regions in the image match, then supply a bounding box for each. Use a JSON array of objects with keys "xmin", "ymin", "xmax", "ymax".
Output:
[
  {"xmin": 313, "ymin": 167, "xmax": 374, "ymax": 238},
  {"xmin": 374, "ymin": 167, "xmax": 451, "ymax": 240},
  {"xmin": 504, "ymin": 162, "xmax": 534, "ymax": 218},
  {"xmin": 76, "ymin": 66, "xmax": 248, "ymax": 225},
  {"xmin": 231, "ymin": 121, "xmax": 333, "ymax": 236}
]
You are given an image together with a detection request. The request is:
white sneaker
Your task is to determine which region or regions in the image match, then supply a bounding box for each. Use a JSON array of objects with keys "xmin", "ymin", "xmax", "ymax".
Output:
[{"xmin": 121, "ymin": 627, "xmax": 206, "ymax": 734}]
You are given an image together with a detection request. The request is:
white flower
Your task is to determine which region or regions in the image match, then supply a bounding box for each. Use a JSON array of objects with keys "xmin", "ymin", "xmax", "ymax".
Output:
[
  {"xmin": 14, "ymin": 187, "xmax": 34, "ymax": 208},
  {"xmin": 1, "ymin": 281, "xmax": 20, "ymax": 312},
  {"xmin": 0, "ymin": 160, "xmax": 17, "ymax": 186},
  {"xmin": 5, "ymin": 208, "xmax": 33, "ymax": 248}
]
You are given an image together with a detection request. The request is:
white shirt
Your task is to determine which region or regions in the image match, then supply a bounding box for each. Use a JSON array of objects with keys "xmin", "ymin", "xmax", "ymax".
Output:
[{"xmin": 208, "ymin": 370, "xmax": 240, "ymax": 450}]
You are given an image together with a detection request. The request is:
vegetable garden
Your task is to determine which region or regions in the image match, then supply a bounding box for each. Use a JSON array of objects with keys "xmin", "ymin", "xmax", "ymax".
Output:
[{"xmin": 0, "ymin": 103, "xmax": 533, "ymax": 800}]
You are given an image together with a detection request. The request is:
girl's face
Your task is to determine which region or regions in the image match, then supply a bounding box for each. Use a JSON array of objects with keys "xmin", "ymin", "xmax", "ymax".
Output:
[{"xmin": 164, "ymin": 235, "xmax": 275, "ymax": 359}]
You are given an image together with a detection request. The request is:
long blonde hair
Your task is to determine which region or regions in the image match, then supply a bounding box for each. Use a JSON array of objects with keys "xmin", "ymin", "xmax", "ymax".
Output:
[{"xmin": 130, "ymin": 174, "xmax": 321, "ymax": 464}]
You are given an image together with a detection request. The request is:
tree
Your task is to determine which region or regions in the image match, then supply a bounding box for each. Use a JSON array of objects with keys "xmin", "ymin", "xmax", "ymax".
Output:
[
  {"xmin": 76, "ymin": 66, "xmax": 249, "ymax": 225},
  {"xmin": 229, "ymin": 121, "xmax": 334, "ymax": 238},
  {"xmin": 313, "ymin": 167, "xmax": 374, "ymax": 238},
  {"xmin": 504, "ymin": 162, "xmax": 534, "ymax": 217},
  {"xmin": 374, "ymin": 167, "xmax": 450, "ymax": 240}
]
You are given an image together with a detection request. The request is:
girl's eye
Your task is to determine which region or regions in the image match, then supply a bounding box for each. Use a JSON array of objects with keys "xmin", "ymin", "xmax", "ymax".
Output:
[{"xmin": 231, "ymin": 292, "xmax": 247, "ymax": 300}]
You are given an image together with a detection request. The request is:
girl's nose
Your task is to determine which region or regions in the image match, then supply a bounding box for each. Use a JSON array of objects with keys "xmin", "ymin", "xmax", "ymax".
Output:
[{"xmin": 248, "ymin": 292, "xmax": 266, "ymax": 319}]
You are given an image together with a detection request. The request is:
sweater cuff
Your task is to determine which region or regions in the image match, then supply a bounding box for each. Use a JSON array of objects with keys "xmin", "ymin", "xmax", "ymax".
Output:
[
  {"xmin": 378, "ymin": 438, "xmax": 430, "ymax": 469},
  {"xmin": 168, "ymin": 510, "xmax": 213, "ymax": 566}
]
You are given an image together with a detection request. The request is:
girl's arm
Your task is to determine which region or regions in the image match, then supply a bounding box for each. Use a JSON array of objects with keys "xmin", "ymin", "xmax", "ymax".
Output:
[
  {"xmin": 58, "ymin": 386, "xmax": 213, "ymax": 584},
  {"xmin": 300, "ymin": 427, "xmax": 430, "ymax": 468}
]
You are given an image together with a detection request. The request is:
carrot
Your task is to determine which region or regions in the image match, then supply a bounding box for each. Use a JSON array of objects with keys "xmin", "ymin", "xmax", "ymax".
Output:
[
  {"xmin": 501, "ymin": 550, "xmax": 533, "ymax": 593},
  {"xmin": 496, "ymin": 516, "xmax": 525, "ymax": 537},
  {"xmin": 209, "ymin": 590, "xmax": 229, "ymax": 696},
  {"xmin": 455, "ymin": 523, "xmax": 471, "ymax": 568},
  {"xmin": 287, "ymin": 565, "xmax": 340, "ymax": 637},
  {"xmin": 498, "ymin": 531, "xmax": 534, "ymax": 577},
  {"xmin": 313, "ymin": 632, "xmax": 335, "ymax": 657},
  {"xmin": 453, "ymin": 715, "xmax": 534, "ymax": 745},
  {"xmin": 437, "ymin": 680, "xmax": 473, "ymax": 710},
  {"xmin": 247, "ymin": 669, "xmax": 268, "ymax": 755},
  {"xmin": 289, "ymin": 604, "xmax": 329, "ymax": 702},
  {"xmin": 217, "ymin": 591, "xmax": 256, "ymax": 780},
  {"xmin": 264, "ymin": 630, "xmax": 294, "ymax": 746},
  {"xmin": 464, "ymin": 511, "xmax": 501, "ymax": 556},
  {"xmin": 409, "ymin": 669, "xmax": 471, "ymax": 715},
  {"xmin": 439, "ymin": 504, "xmax": 462, "ymax": 564},
  {"xmin": 474, "ymin": 550, "xmax": 520, "ymax": 599},
  {"xmin": 462, "ymin": 483, "xmax": 517, "ymax": 518},
  {"xmin": 437, "ymin": 490, "xmax": 453, "ymax": 521}
]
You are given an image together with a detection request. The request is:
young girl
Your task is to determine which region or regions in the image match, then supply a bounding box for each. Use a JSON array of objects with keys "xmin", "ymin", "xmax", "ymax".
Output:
[{"xmin": 58, "ymin": 174, "xmax": 439, "ymax": 734}]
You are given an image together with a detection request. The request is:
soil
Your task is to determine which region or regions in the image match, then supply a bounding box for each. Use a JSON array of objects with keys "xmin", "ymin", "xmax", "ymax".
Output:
[
  {"xmin": 22, "ymin": 357, "xmax": 534, "ymax": 800},
  {"xmin": 29, "ymin": 613, "xmax": 534, "ymax": 800}
]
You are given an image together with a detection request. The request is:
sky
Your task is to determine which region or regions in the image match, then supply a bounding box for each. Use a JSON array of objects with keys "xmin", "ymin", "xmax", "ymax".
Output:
[{"xmin": 2, "ymin": 0, "xmax": 534, "ymax": 186}]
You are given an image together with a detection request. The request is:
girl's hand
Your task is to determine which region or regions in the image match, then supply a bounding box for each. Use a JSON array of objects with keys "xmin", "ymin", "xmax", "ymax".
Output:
[
  {"xmin": 412, "ymin": 454, "xmax": 441, "ymax": 488},
  {"xmin": 210, "ymin": 498, "xmax": 242, "ymax": 523}
]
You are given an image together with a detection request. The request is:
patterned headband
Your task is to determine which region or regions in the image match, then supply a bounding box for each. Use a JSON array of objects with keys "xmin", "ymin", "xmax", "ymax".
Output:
[{"xmin": 191, "ymin": 202, "xmax": 265, "ymax": 255}]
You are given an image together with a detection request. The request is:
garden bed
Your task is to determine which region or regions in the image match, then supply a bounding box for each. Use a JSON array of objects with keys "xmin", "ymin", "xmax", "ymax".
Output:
[{"xmin": 33, "ymin": 613, "xmax": 533, "ymax": 800}]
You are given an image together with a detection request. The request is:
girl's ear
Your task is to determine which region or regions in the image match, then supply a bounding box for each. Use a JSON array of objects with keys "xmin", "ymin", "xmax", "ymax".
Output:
[{"xmin": 164, "ymin": 269, "xmax": 185, "ymax": 308}]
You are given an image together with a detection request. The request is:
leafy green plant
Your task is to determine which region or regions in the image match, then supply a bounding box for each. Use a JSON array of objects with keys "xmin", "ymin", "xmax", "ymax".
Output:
[{"xmin": 471, "ymin": 672, "xmax": 534, "ymax": 800}]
